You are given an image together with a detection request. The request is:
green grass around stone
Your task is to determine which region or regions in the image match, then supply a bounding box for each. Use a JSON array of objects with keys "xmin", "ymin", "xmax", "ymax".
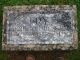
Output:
[{"xmin": 0, "ymin": 0, "xmax": 80, "ymax": 60}]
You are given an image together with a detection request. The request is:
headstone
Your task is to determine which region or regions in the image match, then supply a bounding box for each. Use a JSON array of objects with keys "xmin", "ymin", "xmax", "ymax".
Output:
[{"xmin": 2, "ymin": 5, "xmax": 77, "ymax": 50}]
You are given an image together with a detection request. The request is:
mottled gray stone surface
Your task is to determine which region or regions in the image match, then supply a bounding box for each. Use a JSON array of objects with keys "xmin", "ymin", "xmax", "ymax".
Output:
[{"xmin": 2, "ymin": 5, "xmax": 78, "ymax": 50}]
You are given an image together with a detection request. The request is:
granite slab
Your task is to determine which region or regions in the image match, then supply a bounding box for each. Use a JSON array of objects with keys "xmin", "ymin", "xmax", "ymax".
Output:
[{"xmin": 2, "ymin": 5, "xmax": 78, "ymax": 50}]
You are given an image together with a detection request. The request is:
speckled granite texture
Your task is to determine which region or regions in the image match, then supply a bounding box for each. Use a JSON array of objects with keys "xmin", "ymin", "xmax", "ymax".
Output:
[{"xmin": 2, "ymin": 5, "xmax": 78, "ymax": 50}]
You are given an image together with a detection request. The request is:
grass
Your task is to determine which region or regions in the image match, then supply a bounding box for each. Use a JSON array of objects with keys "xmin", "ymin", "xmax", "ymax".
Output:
[{"xmin": 0, "ymin": 0, "xmax": 80, "ymax": 60}]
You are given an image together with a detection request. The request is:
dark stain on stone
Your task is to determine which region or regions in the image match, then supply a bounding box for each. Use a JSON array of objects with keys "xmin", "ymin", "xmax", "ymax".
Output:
[{"xmin": 56, "ymin": 12, "xmax": 72, "ymax": 30}]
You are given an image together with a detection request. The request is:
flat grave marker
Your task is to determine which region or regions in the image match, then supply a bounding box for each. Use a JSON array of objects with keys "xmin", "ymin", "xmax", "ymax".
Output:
[{"xmin": 2, "ymin": 5, "xmax": 77, "ymax": 50}]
